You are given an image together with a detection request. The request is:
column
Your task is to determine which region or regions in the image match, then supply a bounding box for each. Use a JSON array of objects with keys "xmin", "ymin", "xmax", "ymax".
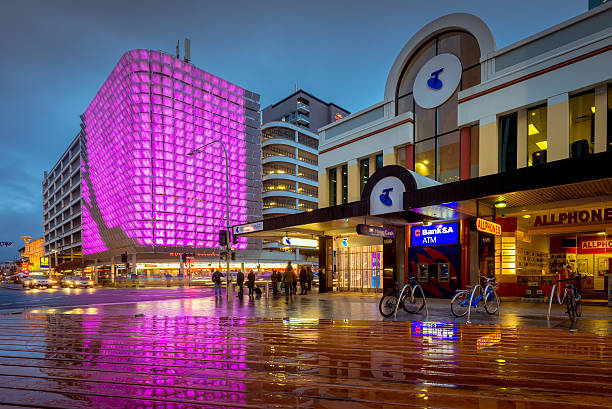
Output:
[
  {"xmin": 111, "ymin": 256, "xmax": 116, "ymax": 285},
  {"xmin": 335, "ymin": 167, "xmax": 342, "ymax": 205},
  {"xmin": 594, "ymin": 84, "xmax": 607, "ymax": 154},
  {"xmin": 132, "ymin": 253, "xmax": 137, "ymax": 278},
  {"xmin": 347, "ymin": 159, "xmax": 360, "ymax": 202},
  {"xmin": 547, "ymin": 93, "xmax": 570, "ymax": 162},
  {"xmin": 318, "ymin": 171, "xmax": 329, "ymax": 208},
  {"xmin": 93, "ymin": 260, "xmax": 98, "ymax": 284},
  {"xmin": 478, "ymin": 115, "xmax": 498, "ymax": 176},
  {"xmin": 516, "ymin": 109, "xmax": 527, "ymax": 168},
  {"xmin": 459, "ymin": 127, "xmax": 471, "ymax": 180},
  {"xmin": 70, "ymin": 248, "xmax": 74, "ymax": 261},
  {"xmin": 382, "ymin": 147, "xmax": 395, "ymax": 167}
]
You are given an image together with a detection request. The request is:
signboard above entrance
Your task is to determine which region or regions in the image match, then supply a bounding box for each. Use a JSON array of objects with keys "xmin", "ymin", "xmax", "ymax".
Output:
[
  {"xmin": 369, "ymin": 176, "xmax": 406, "ymax": 216},
  {"xmin": 281, "ymin": 237, "xmax": 318, "ymax": 248},
  {"xmin": 356, "ymin": 224, "xmax": 396, "ymax": 239},
  {"xmin": 533, "ymin": 207, "xmax": 612, "ymax": 227},
  {"xmin": 476, "ymin": 218, "xmax": 502, "ymax": 235},
  {"xmin": 411, "ymin": 222, "xmax": 459, "ymax": 246}
]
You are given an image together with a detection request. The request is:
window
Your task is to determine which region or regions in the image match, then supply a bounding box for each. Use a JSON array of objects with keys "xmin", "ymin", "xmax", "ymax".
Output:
[
  {"xmin": 359, "ymin": 158, "xmax": 369, "ymax": 194},
  {"xmin": 396, "ymin": 30, "xmax": 481, "ymax": 182},
  {"xmin": 414, "ymin": 139, "xmax": 435, "ymax": 179},
  {"xmin": 375, "ymin": 154, "xmax": 383, "ymax": 170},
  {"xmin": 470, "ymin": 125, "xmax": 479, "ymax": 178},
  {"xmin": 341, "ymin": 164, "xmax": 348, "ymax": 204},
  {"xmin": 569, "ymin": 90, "xmax": 595, "ymax": 158},
  {"xmin": 436, "ymin": 131, "xmax": 460, "ymax": 183},
  {"xmin": 499, "ymin": 112, "xmax": 517, "ymax": 172},
  {"xmin": 527, "ymin": 105, "xmax": 547, "ymax": 166},
  {"xmin": 328, "ymin": 169, "xmax": 337, "ymax": 206}
]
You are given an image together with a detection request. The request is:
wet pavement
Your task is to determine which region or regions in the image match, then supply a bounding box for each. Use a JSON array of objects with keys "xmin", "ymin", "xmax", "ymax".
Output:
[{"xmin": 0, "ymin": 311, "xmax": 611, "ymax": 408}]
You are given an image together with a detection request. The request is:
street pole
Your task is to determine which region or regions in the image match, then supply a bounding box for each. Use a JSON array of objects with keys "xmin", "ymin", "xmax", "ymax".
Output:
[{"xmin": 188, "ymin": 140, "xmax": 232, "ymax": 301}]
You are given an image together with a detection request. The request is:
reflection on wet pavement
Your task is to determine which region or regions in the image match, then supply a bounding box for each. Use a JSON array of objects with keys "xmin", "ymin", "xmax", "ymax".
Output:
[{"xmin": 0, "ymin": 313, "xmax": 610, "ymax": 408}]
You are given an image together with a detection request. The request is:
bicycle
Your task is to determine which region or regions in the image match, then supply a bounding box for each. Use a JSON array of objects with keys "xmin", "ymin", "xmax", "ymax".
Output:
[
  {"xmin": 378, "ymin": 277, "xmax": 426, "ymax": 318},
  {"xmin": 556, "ymin": 275, "xmax": 585, "ymax": 322},
  {"xmin": 451, "ymin": 276, "xmax": 499, "ymax": 317}
]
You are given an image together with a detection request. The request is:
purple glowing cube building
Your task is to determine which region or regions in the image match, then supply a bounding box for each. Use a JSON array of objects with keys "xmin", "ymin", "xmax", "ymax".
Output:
[{"xmin": 81, "ymin": 50, "xmax": 261, "ymax": 256}]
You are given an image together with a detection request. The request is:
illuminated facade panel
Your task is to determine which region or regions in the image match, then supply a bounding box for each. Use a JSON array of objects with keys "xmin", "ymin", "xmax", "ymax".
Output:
[{"xmin": 81, "ymin": 49, "xmax": 261, "ymax": 255}]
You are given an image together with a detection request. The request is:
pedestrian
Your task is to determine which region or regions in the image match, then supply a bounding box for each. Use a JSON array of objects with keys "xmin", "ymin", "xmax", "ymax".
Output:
[
  {"xmin": 299, "ymin": 267, "xmax": 308, "ymax": 295},
  {"xmin": 165, "ymin": 272, "xmax": 172, "ymax": 287},
  {"xmin": 271, "ymin": 269, "xmax": 279, "ymax": 295},
  {"xmin": 247, "ymin": 270, "xmax": 256, "ymax": 298},
  {"xmin": 307, "ymin": 266, "xmax": 313, "ymax": 292},
  {"xmin": 236, "ymin": 270, "xmax": 245, "ymax": 298},
  {"xmin": 292, "ymin": 269, "xmax": 298, "ymax": 295},
  {"xmin": 283, "ymin": 262, "xmax": 294, "ymax": 296},
  {"xmin": 211, "ymin": 269, "xmax": 224, "ymax": 297}
]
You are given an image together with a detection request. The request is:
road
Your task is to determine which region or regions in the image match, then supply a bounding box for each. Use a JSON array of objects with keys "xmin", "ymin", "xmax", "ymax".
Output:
[{"xmin": 0, "ymin": 286, "xmax": 213, "ymax": 311}]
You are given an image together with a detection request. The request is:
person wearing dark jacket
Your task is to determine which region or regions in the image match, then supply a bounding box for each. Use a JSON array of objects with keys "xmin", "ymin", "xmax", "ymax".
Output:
[
  {"xmin": 271, "ymin": 269, "xmax": 279, "ymax": 295},
  {"xmin": 306, "ymin": 266, "xmax": 313, "ymax": 292},
  {"xmin": 247, "ymin": 270, "xmax": 256, "ymax": 298},
  {"xmin": 211, "ymin": 270, "xmax": 224, "ymax": 297},
  {"xmin": 236, "ymin": 270, "xmax": 245, "ymax": 298},
  {"xmin": 283, "ymin": 263, "xmax": 294, "ymax": 296},
  {"xmin": 299, "ymin": 267, "xmax": 308, "ymax": 295}
]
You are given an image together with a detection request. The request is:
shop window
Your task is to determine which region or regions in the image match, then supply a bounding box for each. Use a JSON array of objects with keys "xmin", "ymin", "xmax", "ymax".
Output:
[
  {"xmin": 397, "ymin": 94, "xmax": 413, "ymax": 116},
  {"xmin": 359, "ymin": 158, "xmax": 369, "ymax": 194},
  {"xmin": 328, "ymin": 168, "xmax": 337, "ymax": 206},
  {"xmin": 607, "ymin": 84, "xmax": 612, "ymax": 151},
  {"xmin": 499, "ymin": 112, "xmax": 517, "ymax": 172},
  {"xmin": 376, "ymin": 154, "xmax": 383, "ymax": 170},
  {"xmin": 341, "ymin": 164, "xmax": 348, "ymax": 204},
  {"xmin": 470, "ymin": 125, "xmax": 479, "ymax": 178},
  {"xmin": 414, "ymin": 139, "xmax": 435, "ymax": 180},
  {"xmin": 396, "ymin": 39, "xmax": 436, "ymax": 99},
  {"xmin": 437, "ymin": 131, "xmax": 460, "ymax": 183},
  {"xmin": 569, "ymin": 90, "xmax": 595, "ymax": 158},
  {"xmin": 527, "ymin": 105, "xmax": 547, "ymax": 166}
]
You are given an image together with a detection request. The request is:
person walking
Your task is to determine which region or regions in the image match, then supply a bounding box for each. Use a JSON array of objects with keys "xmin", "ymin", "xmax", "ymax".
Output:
[
  {"xmin": 211, "ymin": 269, "xmax": 224, "ymax": 297},
  {"xmin": 283, "ymin": 262, "xmax": 294, "ymax": 296},
  {"xmin": 247, "ymin": 270, "xmax": 256, "ymax": 298},
  {"xmin": 307, "ymin": 266, "xmax": 313, "ymax": 292},
  {"xmin": 271, "ymin": 269, "xmax": 278, "ymax": 295},
  {"xmin": 299, "ymin": 267, "xmax": 308, "ymax": 295},
  {"xmin": 236, "ymin": 270, "xmax": 245, "ymax": 298},
  {"xmin": 292, "ymin": 269, "xmax": 298, "ymax": 295}
]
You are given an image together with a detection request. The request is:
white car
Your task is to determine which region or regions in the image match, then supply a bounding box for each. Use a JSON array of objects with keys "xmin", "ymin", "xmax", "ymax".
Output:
[{"xmin": 23, "ymin": 274, "xmax": 55, "ymax": 289}]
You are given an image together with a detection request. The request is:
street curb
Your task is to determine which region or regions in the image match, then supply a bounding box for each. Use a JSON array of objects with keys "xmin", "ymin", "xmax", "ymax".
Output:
[{"xmin": 0, "ymin": 284, "xmax": 24, "ymax": 290}]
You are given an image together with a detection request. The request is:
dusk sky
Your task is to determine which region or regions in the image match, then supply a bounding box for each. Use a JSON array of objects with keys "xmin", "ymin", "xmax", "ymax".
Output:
[{"xmin": 0, "ymin": 0, "xmax": 586, "ymax": 260}]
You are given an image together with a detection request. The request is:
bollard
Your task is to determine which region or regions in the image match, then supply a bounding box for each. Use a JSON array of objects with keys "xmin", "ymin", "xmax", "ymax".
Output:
[
  {"xmin": 394, "ymin": 285, "xmax": 411, "ymax": 319},
  {"xmin": 413, "ymin": 285, "xmax": 429, "ymax": 316},
  {"xmin": 546, "ymin": 284, "xmax": 557, "ymax": 320},
  {"xmin": 265, "ymin": 282, "xmax": 269, "ymax": 298}
]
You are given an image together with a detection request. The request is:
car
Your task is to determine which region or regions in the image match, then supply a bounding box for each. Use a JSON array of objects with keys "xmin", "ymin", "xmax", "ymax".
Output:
[
  {"xmin": 23, "ymin": 274, "xmax": 55, "ymax": 289},
  {"xmin": 60, "ymin": 276, "xmax": 76, "ymax": 288},
  {"xmin": 67, "ymin": 276, "xmax": 94, "ymax": 288}
]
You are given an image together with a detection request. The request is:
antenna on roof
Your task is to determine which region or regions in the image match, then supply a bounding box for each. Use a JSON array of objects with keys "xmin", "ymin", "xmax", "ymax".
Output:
[
  {"xmin": 176, "ymin": 40, "xmax": 180, "ymax": 59},
  {"xmin": 184, "ymin": 38, "xmax": 191, "ymax": 63},
  {"xmin": 294, "ymin": 83, "xmax": 298, "ymax": 92}
]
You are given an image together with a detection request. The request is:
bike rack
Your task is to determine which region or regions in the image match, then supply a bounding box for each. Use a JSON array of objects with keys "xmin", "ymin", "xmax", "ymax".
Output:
[
  {"xmin": 393, "ymin": 284, "xmax": 429, "ymax": 319},
  {"xmin": 466, "ymin": 284, "xmax": 483, "ymax": 324},
  {"xmin": 546, "ymin": 284, "xmax": 566, "ymax": 320}
]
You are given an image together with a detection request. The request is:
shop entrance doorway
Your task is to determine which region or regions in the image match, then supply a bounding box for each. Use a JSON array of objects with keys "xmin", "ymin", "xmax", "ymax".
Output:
[{"xmin": 336, "ymin": 245, "xmax": 383, "ymax": 292}]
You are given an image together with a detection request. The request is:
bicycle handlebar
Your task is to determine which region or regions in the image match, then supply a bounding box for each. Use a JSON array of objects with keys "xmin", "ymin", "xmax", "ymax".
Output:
[
  {"xmin": 480, "ymin": 275, "xmax": 495, "ymax": 282},
  {"xmin": 556, "ymin": 275, "xmax": 588, "ymax": 283}
]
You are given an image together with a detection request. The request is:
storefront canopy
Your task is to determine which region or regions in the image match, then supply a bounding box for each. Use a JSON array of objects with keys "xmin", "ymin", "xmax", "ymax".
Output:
[{"xmin": 238, "ymin": 150, "xmax": 612, "ymax": 240}]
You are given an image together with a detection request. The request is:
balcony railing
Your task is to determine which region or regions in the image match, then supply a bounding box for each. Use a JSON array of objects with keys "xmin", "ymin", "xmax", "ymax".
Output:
[
  {"xmin": 297, "ymin": 113, "xmax": 310, "ymax": 125},
  {"xmin": 297, "ymin": 102, "xmax": 310, "ymax": 114}
]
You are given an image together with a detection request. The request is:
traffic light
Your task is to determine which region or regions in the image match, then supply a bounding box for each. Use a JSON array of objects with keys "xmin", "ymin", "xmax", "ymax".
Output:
[
  {"xmin": 231, "ymin": 251, "xmax": 236, "ymax": 261},
  {"xmin": 219, "ymin": 230, "xmax": 229, "ymax": 247},
  {"xmin": 181, "ymin": 253, "xmax": 187, "ymax": 262},
  {"xmin": 232, "ymin": 233, "xmax": 239, "ymax": 245}
]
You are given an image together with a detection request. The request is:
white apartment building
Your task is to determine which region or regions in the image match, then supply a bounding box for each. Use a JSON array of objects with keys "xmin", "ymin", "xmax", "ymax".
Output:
[{"xmin": 42, "ymin": 133, "xmax": 83, "ymax": 266}]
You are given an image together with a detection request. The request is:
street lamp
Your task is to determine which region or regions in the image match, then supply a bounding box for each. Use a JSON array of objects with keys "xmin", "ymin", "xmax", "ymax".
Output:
[{"xmin": 188, "ymin": 140, "xmax": 232, "ymax": 300}]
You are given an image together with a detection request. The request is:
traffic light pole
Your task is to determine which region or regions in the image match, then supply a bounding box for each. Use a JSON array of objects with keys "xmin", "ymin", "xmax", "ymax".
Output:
[{"xmin": 188, "ymin": 140, "xmax": 232, "ymax": 301}]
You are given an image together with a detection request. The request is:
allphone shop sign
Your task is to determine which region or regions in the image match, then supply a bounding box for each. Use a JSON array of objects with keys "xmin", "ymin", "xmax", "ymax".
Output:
[{"xmin": 411, "ymin": 222, "xmax": 459, "ymax": 246}]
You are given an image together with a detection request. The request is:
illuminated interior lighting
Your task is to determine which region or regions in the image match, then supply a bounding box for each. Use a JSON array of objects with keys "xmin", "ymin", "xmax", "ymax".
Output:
[
  {"xmin": 522, "ymin": 214, "xmax": 531, "ymax": 219},
  {"xmin": 590, "ymin": 106, "xmax": 595, "ymax": 114},
  {"xmin": 535, "ymin": 141, "xmax": 548, "ymax": 150},
  {"xmin": 494, "ymin": 200, "xmax": 507, "ymax": 208},
  {"xmin": 597, "ymin": 232, "xmax": 606, "ymax": 235},
  {"xmin": 528, "ymin": 124, "xmax": 539, "ymax": 135}
]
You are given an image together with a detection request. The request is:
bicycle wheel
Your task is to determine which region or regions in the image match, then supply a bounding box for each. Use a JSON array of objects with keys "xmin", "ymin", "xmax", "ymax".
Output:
[
  {"xmin": 566, "ymin": 295, "xmax": 576, "ymax": 322},
  {"xmin": 379, "ymin": 293, "xmax": 398, "ymax": 318},
  {"xmin": 575, "ymin": 294, "xmax": 583, "ymax": 317},
  {"xmin": 484, "ymin": 288, "xmax": 499, "ymax": 314},
  {"xmin": 403, "ymin": 285, "xmax": 425, "ymax": 314},
  {"xmin": 451, "ymin": 291, "xmax": 470, "ymax": 317}
]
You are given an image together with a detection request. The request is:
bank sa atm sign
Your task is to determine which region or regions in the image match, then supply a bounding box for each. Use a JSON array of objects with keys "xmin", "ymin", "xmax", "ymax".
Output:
[{"xmin": 411, "ymin": 222, "xmax": 459, "ymax": 246}]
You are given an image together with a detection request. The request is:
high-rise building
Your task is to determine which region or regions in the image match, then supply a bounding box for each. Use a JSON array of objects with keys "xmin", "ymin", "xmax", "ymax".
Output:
[
  {"xmin": 42, "ymin": 134, "xmax": 83, "ymax": 267},
  {"xmin": 78, "ymin": 49, "xmax": 261, "ymax": 275},
  {"xmin": 261, "ymin": 91, "xmax": 349, "ymax": 218}
]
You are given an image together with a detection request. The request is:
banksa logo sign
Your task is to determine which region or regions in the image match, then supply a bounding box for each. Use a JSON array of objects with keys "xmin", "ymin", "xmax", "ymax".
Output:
[{"xmin": 411, "ymin": 222, "xmax": 459, "ymax": 246}]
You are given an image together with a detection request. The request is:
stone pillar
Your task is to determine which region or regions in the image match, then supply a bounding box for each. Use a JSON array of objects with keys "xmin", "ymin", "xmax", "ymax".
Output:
[
  {"xmin": 93, "ymin": 260, "xmax": 98, "ymax": 284},
  {"xmin": 547, "ymin": 93, "xmax": 570, "ymax": 162},
  {"xmin": 347, "ymin": 159, "xmax": 360, "ymax": 202},
  {"xmin": 516, "ymin": 109, "xmax": 528, "ymax": 169},
  {"xmin": 318, "ymin": 235, "xmax": 334, "ymax": 293},
  {"xmin": 459, "ymin": 127, "xmax": 471, "ymax": 180},
  {"xmin": 132, "ymin": 253, "xmax": 137, "ymax": 278},
  {"xmin": 111, "ymin": 256, "xmax": 116, "ymax": 285},
  {"xmin": 335, "ymin": 167, "xmax": 343, "ymax": 205},
  {"xmin": 594, "ymin": 85, "xmax": 607, "ymax": 154},
  {"xmin": 478, "ymin": 115, "xmax": 498, "ymax": 176}
]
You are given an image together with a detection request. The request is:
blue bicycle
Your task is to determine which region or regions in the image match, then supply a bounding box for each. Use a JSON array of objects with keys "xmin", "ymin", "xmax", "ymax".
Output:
[{"xmin": 451, "ymin": 276, "xmax": 499, "ymax": 317}]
